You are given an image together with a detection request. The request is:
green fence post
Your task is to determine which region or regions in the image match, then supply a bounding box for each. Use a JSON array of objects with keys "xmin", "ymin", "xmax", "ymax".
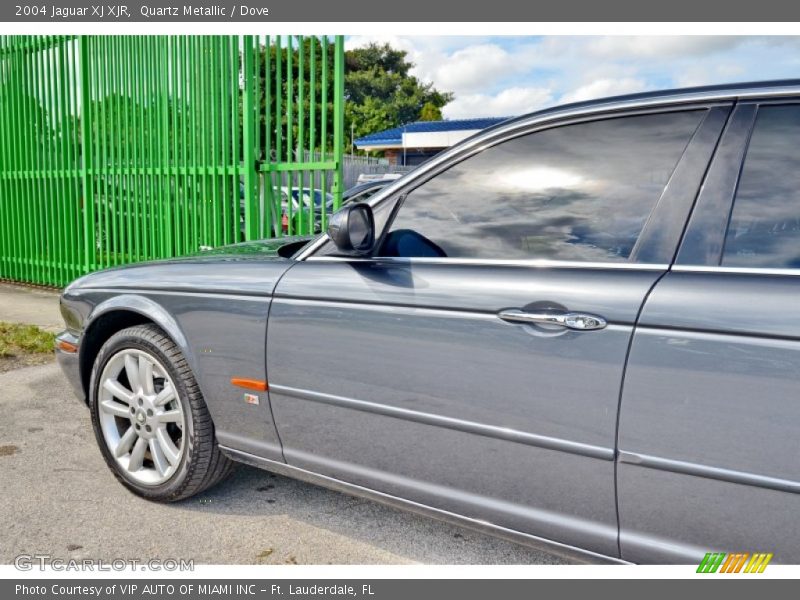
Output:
[
  {"xmin": 332, "ymin": 35, "xmax": 344, "ymax": 210},
  {"xmin": 1, "ymin": 34, "xmax": 347, "ymax": 285},
  {"xmin": 242, "ymin": 35, "xmax": 258, "ymax": 241},
  {"xmin": 78, "ymin": 35, "xmax": 95, "ymax": 273}
]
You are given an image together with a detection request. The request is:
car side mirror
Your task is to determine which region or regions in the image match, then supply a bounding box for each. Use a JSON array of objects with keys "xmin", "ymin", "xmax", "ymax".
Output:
[{"xmin": 327, "ymin": 202, "xmax": 375, "ymax": 256}]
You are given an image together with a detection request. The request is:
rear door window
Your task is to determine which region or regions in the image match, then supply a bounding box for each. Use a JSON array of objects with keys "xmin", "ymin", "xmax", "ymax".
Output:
[{"xmin": 722, "ymin": 105, "xmax": 800, "ymax": 268}]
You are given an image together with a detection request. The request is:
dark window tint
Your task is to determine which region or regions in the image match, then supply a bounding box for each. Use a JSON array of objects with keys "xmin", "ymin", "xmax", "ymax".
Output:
[
  {"xmin": 380, "ymin": 111, "xmax": 703, "ymax": 262},
  {"xmin": 722, "ymin": 105, "xmax": 800, "ymax": 268}
]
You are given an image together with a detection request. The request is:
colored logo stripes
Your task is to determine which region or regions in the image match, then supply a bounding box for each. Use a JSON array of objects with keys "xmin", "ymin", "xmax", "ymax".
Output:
[{"xmin": 697, "ymin": 552, "xmax": 773, "ymax": 573}]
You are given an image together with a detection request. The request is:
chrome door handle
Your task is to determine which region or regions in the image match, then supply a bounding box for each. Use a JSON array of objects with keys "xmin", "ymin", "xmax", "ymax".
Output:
[{"xmin": 497, "ymin": 309, "xmax": 607, "ymax": 331}]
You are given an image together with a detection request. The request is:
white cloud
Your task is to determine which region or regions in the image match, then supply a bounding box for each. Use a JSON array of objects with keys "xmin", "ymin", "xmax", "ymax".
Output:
[
  {"xmin": 673, "ymin": 62, "xmax": 750, "ymax": 88},
  {"xmin": 443, "ymin": 87, "xmax": 554, "ymax": 119},
  {"xmin": 345, "ymin": 35, "xmax": 800, "ymax": 120},
  {"xmin": 422, "ymin": 44, "xmax": 521, "ymax": 95},
  {"xmin": 346, "ymin": 37, "xmax": 524, "ymax": 97},
  {"xmin": 586, "ymin": 36, "xmax": 746, "ymax": 59},
  {"xmin": 559, "ymin": 78, "xmax": 650, "ymax": 104}
]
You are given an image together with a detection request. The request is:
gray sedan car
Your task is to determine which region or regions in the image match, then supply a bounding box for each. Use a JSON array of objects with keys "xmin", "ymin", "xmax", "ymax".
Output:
[{"xmin": 57, "ymin": 80, "xmax": 800, "ymax": 564}]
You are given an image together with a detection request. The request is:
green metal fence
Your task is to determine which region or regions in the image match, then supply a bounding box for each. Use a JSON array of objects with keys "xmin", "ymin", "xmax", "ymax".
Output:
[{"xmin": 0, "ymin": 35, "xmax": 345, "ymax": 287}]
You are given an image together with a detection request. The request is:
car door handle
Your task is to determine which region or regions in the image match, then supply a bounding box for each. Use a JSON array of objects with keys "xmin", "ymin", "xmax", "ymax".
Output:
[{"xmin": 497, "ymin": 309, "xmax": 607, "ymax": 331}]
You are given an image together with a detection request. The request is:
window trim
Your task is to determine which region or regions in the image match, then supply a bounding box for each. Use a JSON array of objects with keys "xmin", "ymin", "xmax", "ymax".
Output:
[
  {"xmin": 630, "ymin": 106, "xmax": 730, "ymax": 264},
  {"xmin": 722, "ymin": 102, "xmax": 800, "ymax": 271},
  {"xmin": 672, "ymin": 264, "xmax": 800, "ymax": 277},
  {"xmin": 306, "ymin": 255, "xmax": 669, "ymax": 271},
  {"xmin": 676, "ymin": 99, "xmax": 800, "ymax": 272}
]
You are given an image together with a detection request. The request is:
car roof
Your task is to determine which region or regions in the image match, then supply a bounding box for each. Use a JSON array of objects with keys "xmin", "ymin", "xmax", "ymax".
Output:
[{"xmin": 478, "ymin": 79, "xmax": 800, "ymax": 138}]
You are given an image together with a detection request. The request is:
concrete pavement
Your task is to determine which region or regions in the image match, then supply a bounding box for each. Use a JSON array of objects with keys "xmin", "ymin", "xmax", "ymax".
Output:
[
  {"xmin": 0, "ymin": 361, "xmax": 569, "ymax": 565},
  {"xmin": 0, "ymin": 282, "xmax": 62, "ymax": 332}
]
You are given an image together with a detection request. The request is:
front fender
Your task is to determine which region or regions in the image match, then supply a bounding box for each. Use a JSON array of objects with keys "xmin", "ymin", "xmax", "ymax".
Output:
[
  {"xmin": 86, "ymin": 293, "xmax": 190, "ymax": 351},
  {"xmin": 66, "ymin": 287, "xmax": 283, "ymax": 461},
  {"xmin": 77, "ymin": 294, "xmax": 196, "ymax": 402}
]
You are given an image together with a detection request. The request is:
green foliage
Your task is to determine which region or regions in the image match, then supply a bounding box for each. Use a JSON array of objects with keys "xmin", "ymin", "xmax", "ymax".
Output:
[
  {"xmin": 419, "ymin": 101, "xmax": 444, "ymax": 121},
  {"xmin": 0, "ymin": 322, "xmax": 55, "ymax": 358},
  {"xmin": 254, "ymin": 40, "xmax": 452, "ymax": 157},
  {"xmin": 255, "ymin": 37, "xmax": 334, "ymax": 161},
  {"xmin": 344, "ymin": 43, "xmax": 452, "ymax": 150},
  {"xmin": 70, "ymin": 93, "xmax": 205, "ymax": 164},
  {"xmin": 0, "ymin": 84, "xmax": 55, "ymax": 156}
]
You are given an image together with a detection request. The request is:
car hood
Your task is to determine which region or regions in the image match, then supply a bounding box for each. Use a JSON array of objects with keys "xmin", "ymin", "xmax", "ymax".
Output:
[
  {"xmin": 65, "ymin": 235, "xmax": 314, "ymax": 296},
  {"xmin": 186, "ymin": 235, "xmax": 314, "ymax": 260}
]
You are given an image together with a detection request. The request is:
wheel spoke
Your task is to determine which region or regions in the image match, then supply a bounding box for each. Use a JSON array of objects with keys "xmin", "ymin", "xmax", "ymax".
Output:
[
  {"xmin": 149, "ymin": 438, "xmax": 169, "ymax": 476},
  {"xmin": 101, "ymin": 349, "xmax": 185, "ymax": 485},
  {"xmin": 156, "ymin": 427, "xmax": 181, "ymax": 465},
  {"xmin": 128, "ymin": 437, "xmax": 148, "ymax": 472},
  {"xmin": 153, "ymin": 384, "xmax": 175, "ymax": 407},
  {"xmin": 157, "ymin": 409, "xmax": 182, "ymax": 423},
  {"xmin": 114, "ymin": 426, "xmax": 138, "ymax": 458},
  {"xmin": 140, "ymin": 355, "xmax": 155, "ymax": 395},
  {"xmin": 101, "ymin": 399, "xmax": 131, "ymax": 419},
  {"xmin": 124, "ymin": 354, "xmax": 141, "ymax": 393},
  {"xmin": 102, "ymin": 379, "xmax": 134, "ymax": 404}
]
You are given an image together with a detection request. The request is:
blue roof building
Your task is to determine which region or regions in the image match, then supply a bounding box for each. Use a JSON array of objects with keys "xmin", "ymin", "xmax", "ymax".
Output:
[{"xmin": 354, "ymin": 117, "xmax": 509, "ymax": 166}]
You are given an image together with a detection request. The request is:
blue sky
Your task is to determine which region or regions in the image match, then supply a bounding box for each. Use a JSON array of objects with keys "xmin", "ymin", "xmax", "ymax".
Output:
[{"xmin": 346, "ymin": 36, "xmax": 800, "ymax": 119}]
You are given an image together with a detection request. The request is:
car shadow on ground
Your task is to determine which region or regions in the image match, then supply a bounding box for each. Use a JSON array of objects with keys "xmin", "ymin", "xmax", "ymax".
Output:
[
  {"xmin": 171, "ymin": 463, "xmax": 573, "ymax": 565},
  {"xmin": 2, "ymin": 362, "xmax": 572, "ymax": 565}
]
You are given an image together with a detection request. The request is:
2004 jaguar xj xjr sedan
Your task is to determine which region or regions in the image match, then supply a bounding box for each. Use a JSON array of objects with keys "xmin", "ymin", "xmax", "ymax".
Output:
[{"xmin": 57, "ymin": 80, "xmax": 800, "ymax": 565}]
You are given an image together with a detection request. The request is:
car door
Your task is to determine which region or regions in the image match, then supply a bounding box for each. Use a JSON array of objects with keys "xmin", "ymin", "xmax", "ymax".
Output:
[
  {"xmin": 267, "ymin": 105, "xmax": 727, "ymax": 557},
  {"xmin": 618, "ymin": 101, "xmax": 800, "ymax": 564}
]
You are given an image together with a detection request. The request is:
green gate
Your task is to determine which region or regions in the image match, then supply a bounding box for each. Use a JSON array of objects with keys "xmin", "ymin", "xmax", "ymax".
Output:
[{"xmin": 0, "ymin": 35, "xmax": 345, "ymax": 287}]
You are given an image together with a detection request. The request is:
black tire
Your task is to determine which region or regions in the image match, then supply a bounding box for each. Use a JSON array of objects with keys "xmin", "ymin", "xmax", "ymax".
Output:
[{"xmin": 89, "ymin": 323, "xmax": 235, "ymax": 501}]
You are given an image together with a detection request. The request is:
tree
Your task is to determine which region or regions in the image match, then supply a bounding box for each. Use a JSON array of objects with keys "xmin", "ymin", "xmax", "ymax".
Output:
[
  {"xmin": 345, "ymin": 43, "xmax": 452, "ymax": 150},
  {"xmin": 254, "ymin": 40, "xmax": 453, "ymax": 158},
  {"xmin": 0, "ymin": 83, "xmax": 54, "ymax": 163},
  {"xmin": 254, "ymin": 37, "xmax": 333, "ymax": 161},
  {"xmin": 419, "ymin": 101, "xmax": 443, "ymax": 121}
]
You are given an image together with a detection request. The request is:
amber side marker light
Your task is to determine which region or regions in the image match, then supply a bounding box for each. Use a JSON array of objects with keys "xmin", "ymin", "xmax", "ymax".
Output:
[
  {"xmin": 230, "ymin": 378, "xmax": 268, "ymax": 392},
  {"xmin": 57, "ymin": 340, "xmax": 78, "ymax": 353}
]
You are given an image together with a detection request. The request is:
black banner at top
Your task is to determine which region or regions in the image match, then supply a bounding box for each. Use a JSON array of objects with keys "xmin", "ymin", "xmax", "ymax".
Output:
[{"xmin": 1, "ymin": 0, "xmax": 800, "ymax": 22}]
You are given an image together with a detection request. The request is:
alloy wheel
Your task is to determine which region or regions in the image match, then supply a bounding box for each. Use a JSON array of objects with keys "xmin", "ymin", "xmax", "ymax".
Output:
[{"xmin": 97, "ymin": 348, "xmax": 185, "ymax": 485}]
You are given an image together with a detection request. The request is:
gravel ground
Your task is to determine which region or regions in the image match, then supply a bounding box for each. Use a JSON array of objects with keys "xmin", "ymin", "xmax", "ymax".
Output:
[{"xmin": 0, "ymin": 360, "xmax": 570, "ymax": 565}]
